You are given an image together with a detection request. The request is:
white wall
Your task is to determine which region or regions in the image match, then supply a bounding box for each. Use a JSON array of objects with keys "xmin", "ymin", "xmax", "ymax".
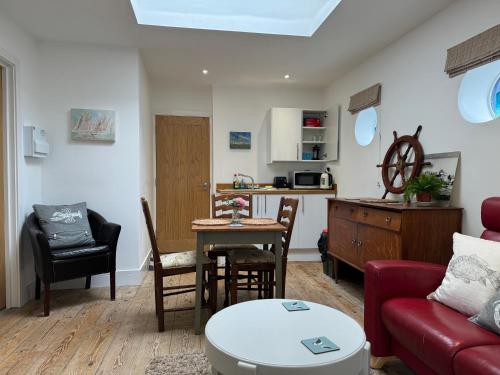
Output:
[
  {"xmin": 39, "ymin": 42, "xmax": 146, "ymax": 275},
  {"xmin": 212, "ymin": 86, "xmax": 324, "ymax": 184},
  {"xmin": 0, "ymin": 10, "xmax": 43, "ymax": 304},
  {"xmin": 151, "ymin": 84, "xmax": 212, "ymax": 116},
  {"xmin": 139, "ymin": 57, "xmax": 153, "ymax": 264},
  {"xmin": 323, "ymin": 0, "xmax": 500, "ymax": 236}
]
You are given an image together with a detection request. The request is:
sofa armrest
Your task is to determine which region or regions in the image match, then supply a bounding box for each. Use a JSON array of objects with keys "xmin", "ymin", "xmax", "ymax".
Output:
[
  {"xmin": 364, "ymin": 260, "xmax": 446, "ymax": 357},
  {"xmin": 26, "ymin": 226, "xmax": 53, "ymax": 282}
]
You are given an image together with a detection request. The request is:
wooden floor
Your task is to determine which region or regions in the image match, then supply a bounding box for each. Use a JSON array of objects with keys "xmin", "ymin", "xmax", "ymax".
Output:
[{"xmin": 0, "ymin": 262, "xmax": 408, "ymax": 374}]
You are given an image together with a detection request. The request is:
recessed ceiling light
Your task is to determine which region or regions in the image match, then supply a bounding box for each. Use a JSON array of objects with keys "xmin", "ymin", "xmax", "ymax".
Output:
[
  {"xmin": 284, "ymin": 74, "xmax": 291, "ymax": 79},
  {"xmin": 202, "ymin": 69, "xmax": 209, "ymax": 75}
]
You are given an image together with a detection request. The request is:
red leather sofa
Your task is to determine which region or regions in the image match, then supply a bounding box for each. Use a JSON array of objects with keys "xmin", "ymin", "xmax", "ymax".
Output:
[{"xmin": 364, "ymin": 197, "xmax": 500, "ymax": 375}]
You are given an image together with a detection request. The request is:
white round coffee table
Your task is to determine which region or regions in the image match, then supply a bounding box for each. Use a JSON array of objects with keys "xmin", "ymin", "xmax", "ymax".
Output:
[{"xmin": 205, "ymin": 299, "xmax": 370, "ymax": 375}]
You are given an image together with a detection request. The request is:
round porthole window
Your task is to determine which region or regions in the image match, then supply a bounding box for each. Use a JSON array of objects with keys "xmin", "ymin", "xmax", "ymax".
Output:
[
  {"xmin": 458, "ymin": 59, "xmax": 500, "ymax": 124},
  {"xmin": 355, "ymin": 107, "xmax": 377, "ymax": 146}
]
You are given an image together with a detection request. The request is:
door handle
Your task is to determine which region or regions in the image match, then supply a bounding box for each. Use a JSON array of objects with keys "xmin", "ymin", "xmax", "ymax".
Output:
[
  {"xmin": 302, "ymin": 196, "xmax": 305, "ymax": 214},
  {"xmin": 201, "ymin": 182, "xmax": 209, "ymax": 191},
  {"xmin": 296, "ymin": 143, "xmax": 299, "ymax": 160},
  {"xmin": 265, "ymin": 195, "xmax": 267, "ymax": 215}
]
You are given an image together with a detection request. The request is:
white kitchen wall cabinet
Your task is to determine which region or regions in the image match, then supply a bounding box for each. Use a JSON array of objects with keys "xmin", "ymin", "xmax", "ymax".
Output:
[
  {"xmin": 267, "ymin": 108, "xmax": 303, "ymax": 163},
  {"xmin": 267, "ymin": 107, "xmax": 339, "ymax": 163}
]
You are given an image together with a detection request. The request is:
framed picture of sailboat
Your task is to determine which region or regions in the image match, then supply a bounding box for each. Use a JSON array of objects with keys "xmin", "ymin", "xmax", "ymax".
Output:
[{"xmin": 70, "ymin": 108, "xmax": 116, "ymax": 142}]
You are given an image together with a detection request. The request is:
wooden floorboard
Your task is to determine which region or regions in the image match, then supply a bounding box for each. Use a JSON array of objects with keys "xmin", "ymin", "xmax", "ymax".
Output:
[{"xmin": 0, "ymin": 262, "xmax": 410, "ymax": 374}]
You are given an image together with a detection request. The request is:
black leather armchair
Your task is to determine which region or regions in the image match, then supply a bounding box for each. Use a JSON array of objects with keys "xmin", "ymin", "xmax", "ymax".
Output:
[{"xmin": 26, "ymin": 209, "xmax": 121, "ymax": 316}]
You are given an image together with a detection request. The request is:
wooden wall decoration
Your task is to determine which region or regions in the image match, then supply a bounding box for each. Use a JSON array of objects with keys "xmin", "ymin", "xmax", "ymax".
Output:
[{"xmin": 376, "ymin": 125, "xmax": 430, "ymax": 199}]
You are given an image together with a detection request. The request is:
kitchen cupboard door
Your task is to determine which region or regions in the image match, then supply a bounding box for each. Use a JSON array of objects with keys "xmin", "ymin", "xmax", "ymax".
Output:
[
  {"xmin": 323, "ymin": 106, "xmax": 339, "ymax": 162},
  {"xmin": 330, "ymin": 218, "xmax": 359, "ymax": 268},
  {"xmin": 263, "ymin": 194, "xmax": 282, "ymax": 219},
  {"xmin": 268, "ymin": 108, "xmax": 302, "ymax": 162},
  {"xmin": 298, "ymin": 195, "xmax": 328, "ymax": 249},
  {"xmin": 358, "ymin": 225, "xmax": 401, "ymax": 266},
  {"xmin": 252, "ymin": 195, "xmax": 263, "ymax": 218}
]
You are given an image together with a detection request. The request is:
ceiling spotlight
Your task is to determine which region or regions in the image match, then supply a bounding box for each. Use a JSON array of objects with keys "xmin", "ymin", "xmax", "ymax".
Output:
[
  {"xmin": 202, "ymin": 69, "xmax": 209, "ymax": 75},
  {"xmin": 284, "ymin": 74, "xmax": 291, "ymax": 79}
]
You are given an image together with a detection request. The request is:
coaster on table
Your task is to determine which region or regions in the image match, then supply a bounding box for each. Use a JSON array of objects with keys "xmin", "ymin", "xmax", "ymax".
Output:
[
  {"xmin": 282, "ymin": 301, "xmax": 310, "ymax": 312},
  {"xmin": 192, "ymin": 219, "xmax": 231, "ymax": 226},
  {"xmin": 240, "ymin": 218, "xmax": 277, "ymax": 225},
  {"xmin": 301, "ymin": 336, "xmax": 340, "ymax": 354}
]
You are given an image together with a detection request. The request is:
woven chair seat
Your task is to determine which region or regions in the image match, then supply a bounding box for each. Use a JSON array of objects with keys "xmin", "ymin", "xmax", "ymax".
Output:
[
  {"xmin": 227, "ymin": 249, "xmax": 275, "ymax": 264},
  {"xmin": 160, "ymin": 251, "xmax": 211, "ymax": 269}
]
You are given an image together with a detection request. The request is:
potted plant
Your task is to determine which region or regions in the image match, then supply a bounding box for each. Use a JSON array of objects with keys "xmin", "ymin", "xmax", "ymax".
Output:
[{"xmin": 403, "ymin": 172, "xmax": 445, "ymax": 203}]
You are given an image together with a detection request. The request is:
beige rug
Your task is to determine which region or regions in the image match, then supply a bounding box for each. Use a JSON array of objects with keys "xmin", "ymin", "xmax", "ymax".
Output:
[{"xmin": 145, "ymin": 352, "xmax": 414, "ymax": 375}]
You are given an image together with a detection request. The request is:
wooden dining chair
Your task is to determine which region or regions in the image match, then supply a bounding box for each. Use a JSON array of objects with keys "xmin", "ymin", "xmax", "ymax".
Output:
[
  {"xmin": 225, "ymin": 197, "xmax": 299, "ymax": 305},
  {"xmin": 209, "ymin": 193, "xmax": 257, "ymax": 306},
  {"xmin": 141, "ymin": 197, "xmax": 217, "ymax": 332}
]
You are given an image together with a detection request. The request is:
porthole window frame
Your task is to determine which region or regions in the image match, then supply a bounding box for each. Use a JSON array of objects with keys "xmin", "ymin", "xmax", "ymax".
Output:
[
  {"xmin": 354, "ymin": 106, "xmax": 378, "ymax": 146},
  {"xmin": 458, "ymin": 60, "xmax": 500, "ymax": 125},
  {"xmin": 490, "ymin": 74, "xmax": 500, "ymax": 118}
]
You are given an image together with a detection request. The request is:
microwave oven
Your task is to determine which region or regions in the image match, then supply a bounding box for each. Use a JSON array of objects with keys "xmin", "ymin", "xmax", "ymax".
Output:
[{"xmin": 289, "ymin": 171, "xmax": 322, "ymax": 189}]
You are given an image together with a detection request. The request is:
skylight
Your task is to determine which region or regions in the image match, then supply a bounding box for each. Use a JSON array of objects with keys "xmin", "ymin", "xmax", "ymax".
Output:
[{"xmin": 130, "ymin": 0, "xmax": 343, "ymax": 37}]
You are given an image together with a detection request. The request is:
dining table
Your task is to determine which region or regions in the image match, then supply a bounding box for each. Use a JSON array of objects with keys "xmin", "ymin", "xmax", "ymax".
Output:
[{"xmin": 191, "ymin": 219, "xmax": 287, "ymax": 335}]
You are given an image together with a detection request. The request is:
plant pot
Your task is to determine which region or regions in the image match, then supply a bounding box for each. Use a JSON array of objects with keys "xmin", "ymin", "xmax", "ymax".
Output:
[{"xmin": 416, "ymin": 192, "xmax": 432, "ymax": 202}]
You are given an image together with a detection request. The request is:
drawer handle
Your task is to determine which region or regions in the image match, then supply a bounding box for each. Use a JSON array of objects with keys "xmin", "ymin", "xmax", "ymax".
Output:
[
  {"xmin": 357, "ymin": 240, "xmax": 363, "ymax": 247},
  {"xmin": 363, "ymin": 210, "xmax": 368, "ymax": 217},
  {"xmin": 385, "ymin": 217, "xmax": 392, "ymax": 224},
  {"xmin": 351, "ymin": 239, "xmax": 356, "ymax": 245},
  {"xmin": 334, "ymin": 205, "xmax": 339, "ymax": 210},
  {"xmin": 349, "ymin": 208, "xmax": 355, "ymax": 213}
]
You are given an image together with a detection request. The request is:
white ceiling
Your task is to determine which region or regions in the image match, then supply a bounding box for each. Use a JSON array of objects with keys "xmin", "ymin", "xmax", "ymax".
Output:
[{"xmin": 0, "ymin": 0, "xmax": 456, "ymax": 88}]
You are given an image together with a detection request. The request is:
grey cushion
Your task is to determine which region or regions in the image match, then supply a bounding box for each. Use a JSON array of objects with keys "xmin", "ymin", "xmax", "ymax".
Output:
[
  {"xmin": 227, "ymin": 249, "xmax": 275, "ymax": 264},
  {"xmin": 51, "ymin": 244, "xmax": 109, "ymax": 260},
  {"xmin": 469, "ymin": 289, "xmax": 500, "ymax": 335},
  {"xmin": 33, "ymin": 202, "xmax": 96, "ymax": 250}
]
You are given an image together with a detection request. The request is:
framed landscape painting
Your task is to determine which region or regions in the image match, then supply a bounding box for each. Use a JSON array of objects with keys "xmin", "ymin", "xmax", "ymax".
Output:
[
  {"xmin": 229, "ymin": 131, "xmax": 251, "ymax": 149},
  {"xmin": 71, "ymin": 108, "xmax": 116, "ymax": 142}
]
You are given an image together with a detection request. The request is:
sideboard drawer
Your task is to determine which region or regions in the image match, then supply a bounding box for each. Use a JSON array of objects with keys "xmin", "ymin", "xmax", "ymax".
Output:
[
  {"xmin": 331, "ymin": 202, "xmax": 359, "ymax": 221},
  {"xmin": 358, "ymin": 207, "xmax": 401, "ymax": 232}
]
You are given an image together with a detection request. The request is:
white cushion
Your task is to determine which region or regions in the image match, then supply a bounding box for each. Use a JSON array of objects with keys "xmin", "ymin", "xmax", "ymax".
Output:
[
  {"xmin": 160, "ymin": 251, "xmax": 210, "ymax": 269},
  {"xmin": 428, "ymin": 233, "xmax": 500, "ymax": 316},
  {"xmin": 227, "ymin": 249, "xmax": 275, "ymax": 264}
]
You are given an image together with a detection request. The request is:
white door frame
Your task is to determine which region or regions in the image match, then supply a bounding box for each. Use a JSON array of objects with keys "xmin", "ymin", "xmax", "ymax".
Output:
[{"xmin": 0, "ymin": 48, "xmax": 22, "ymax": 308}]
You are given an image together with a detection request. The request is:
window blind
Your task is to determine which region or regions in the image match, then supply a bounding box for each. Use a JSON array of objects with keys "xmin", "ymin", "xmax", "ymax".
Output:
[
  {"xmin": 348, "ymin": 83, "xmax": 382, "ymax": 114},
  {"xmin": 445, "ymin": 24, "xmax": 500, "ymax": 78}
]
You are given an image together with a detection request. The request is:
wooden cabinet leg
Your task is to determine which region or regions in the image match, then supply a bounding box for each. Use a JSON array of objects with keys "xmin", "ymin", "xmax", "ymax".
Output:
[
  {"xmin": 43, "ymin": 282, "xmax": 50, "ymax": 317},
  {"xmin": 333, "ymin": 257, "xmax": 339, "ymax": 284}
]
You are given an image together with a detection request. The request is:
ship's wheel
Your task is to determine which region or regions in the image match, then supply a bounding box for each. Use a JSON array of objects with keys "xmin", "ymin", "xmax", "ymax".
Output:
[{"xmin": 377, "ymin": 126, "xmax": 430, "ymax": 199}]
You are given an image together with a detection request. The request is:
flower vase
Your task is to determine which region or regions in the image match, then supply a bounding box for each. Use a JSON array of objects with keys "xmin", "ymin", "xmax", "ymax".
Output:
[{"xmin": 231, "ymin": 208, "xmax": 242, "ymax": 226}]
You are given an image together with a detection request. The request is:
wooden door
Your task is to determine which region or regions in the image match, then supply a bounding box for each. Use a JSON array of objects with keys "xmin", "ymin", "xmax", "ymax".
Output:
[
  {"xmin": 155, "ymin": 115, "xmax": 210, "ymax": 253},
  {"xmin": 330, "ymin": 218, "xmax": 359, "ymax": 268},
  {"xmin": 0, "ymin": 68, "xmax": 5, "ymax": 309},
  {"xmin": 358, "ymin": 224, "xmax": 401, "ymax": 267}
]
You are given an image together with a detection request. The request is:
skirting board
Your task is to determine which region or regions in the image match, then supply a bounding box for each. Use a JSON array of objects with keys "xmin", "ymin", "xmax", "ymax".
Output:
[{"xmin": 288, "ymin": 248, "xmax": 321, "ymax": 262}]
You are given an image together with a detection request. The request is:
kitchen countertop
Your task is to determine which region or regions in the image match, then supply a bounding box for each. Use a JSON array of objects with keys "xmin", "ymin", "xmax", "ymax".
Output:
[{"xmin": 216, "ymin": 184, "xmax": 337, "ymax": 195}]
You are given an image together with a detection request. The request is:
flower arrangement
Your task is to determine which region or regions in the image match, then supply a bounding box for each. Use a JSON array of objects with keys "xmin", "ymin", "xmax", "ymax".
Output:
[
  {"xmin": 226, "ymin": 197, "xmax": 247, "ymax": 225},
  {"xmin": 227, "ymin": 197, "xmax": 247, "ymax": 210}
]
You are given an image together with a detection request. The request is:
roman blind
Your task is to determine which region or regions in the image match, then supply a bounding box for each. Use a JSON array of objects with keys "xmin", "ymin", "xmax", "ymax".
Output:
[
  {"xmin": 348, "ymin": 83, "xmax": 382, "ymax": 114},
  {"xmin": 445, "ymin": 24, "xmax": 500, "ymax": 78}
]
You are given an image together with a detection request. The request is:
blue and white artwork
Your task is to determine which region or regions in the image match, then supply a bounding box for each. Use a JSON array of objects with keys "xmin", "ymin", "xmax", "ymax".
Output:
[
  {"xmin": 71, "ymin": 108, "xmax": 116, "ymax": 142},
  {"xmin": 229, "ymin": 131, "xmax": 251, "ymax": 149}
]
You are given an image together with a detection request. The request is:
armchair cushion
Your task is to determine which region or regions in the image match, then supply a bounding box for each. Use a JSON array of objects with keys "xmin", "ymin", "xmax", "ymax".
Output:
[
  {"xmin": 51, "ymin": 244, "xmax": 110, "ymax": 260},
  {"xmin": 454, "ymin": 345, "xmax": 500, "ymax": 375},
  {"xmin": 33, "ymin": 202, "xmax": 95, "ymax": 249},
  {"xmin": 381, "ymin": 298, "xmax": 500, "ymax": 375}
]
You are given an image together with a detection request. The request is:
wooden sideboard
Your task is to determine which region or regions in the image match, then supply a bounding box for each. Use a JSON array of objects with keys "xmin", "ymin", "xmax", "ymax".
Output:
[{"xmin": 327, "ymin": 198, "xmax": 462, "ymax": 282}]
